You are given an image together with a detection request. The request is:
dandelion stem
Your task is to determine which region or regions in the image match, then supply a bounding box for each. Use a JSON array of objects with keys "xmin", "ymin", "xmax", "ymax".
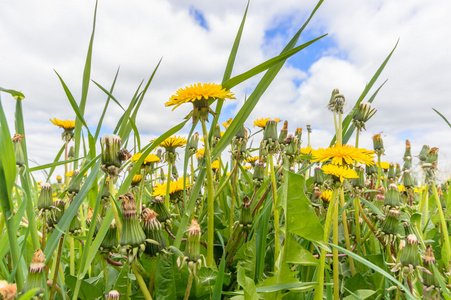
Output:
[
  {"xmin": 50, "ymin": 235, "xmax": 65, "ymax": 300},
  {"xmin": 268, "ymin": 153, "xmax": 280, "ymax": 271},
  {"xmin": 165, "ymin": 162, "xmax": 172, "ymax": 208},
  {"xmin": 132, "ymin": 261, "xmax": 153, "ymax": 300},
  {"xmin": 184, "ymin": 273, "xmax": 194, "ymax": 300},
  {"xmin": 339, "ymin": 188, "xmax": 355, "ymax": 275},
  {"xmin": 109, "ymin": 176, "xmax": 122, "ymax": 236},
  {"xmin": 201, "ymin": 119, "xmax": 216, "ymax": 268},
  {"xmin": 333, "ymin": 190, "xmax": 339, "ymax": 300},
  {"xmin": 432, "ymin": 182, "xmax": 451, "ymax": 266}
]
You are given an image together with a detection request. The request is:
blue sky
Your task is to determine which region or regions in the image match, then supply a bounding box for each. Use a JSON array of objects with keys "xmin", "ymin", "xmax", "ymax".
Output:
[{"xmin": 1, "ymin": 0, "xmax": 451, "ymax": 181}]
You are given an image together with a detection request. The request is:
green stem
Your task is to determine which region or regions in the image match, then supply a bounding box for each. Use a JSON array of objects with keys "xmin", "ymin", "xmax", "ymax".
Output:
[
  {"xmin": 339, "ymin": 188, "xmax": 355, "ymax": 275},
  {"xmin": 109, "ymin": 176, "xmax": 122, "ymax": 236},
  {"xmin": 375, "ymin": 154, "xmax": 382, "ymax": 189},
  {"xmin": 132, "ymin": 261, "xmax": 153, "ymax": 300},
  {"xmin": 333, "ymin": 191, "xmax": 339, "ymax": 300},
  {"xmin": 50, "ymin": 235, "xmax": 65, "ymax": 300},
  {"xmin": 268, "ymin": 153, "xmax": 280, "ymax": 271},
  {"xmin": 148, "ymin": 257, "xmax": 157, "ymax": 296},
  {"xmin": 354, "ymin": 197, "xmax": 362, "ymax": 253},
  {"xmin": 338, "ymin": 111, "xmax": 343, "ymax": 145},
  {"xmin": 355, "ymin": 129, "xmax": 360, "ymax": 148},
  {"xmin": 432, "ymin": 182, "xmax": 451, "ymax": 266},
  {"xmin": 102, "ymin": 256, "xmax": 108, "ymax": 294},
  {"xmin": 184, "ymin": 273, "xmax": 194, "ymax": 300},
  {"xmin": 201, "ymin": 119, "xmax": 216, "ymax": 268},
  {"xmin": 4, "ymin": 212, "xmax": 24, "ymax": 291},
  {"xmin": 165, "ymin": 163, "xmax": 172, "ymax": 208},
  {"xmin": 314, "ymin": 188, "xmax": 339, "ymax": 300},
  {"xmin": 70, "ymin": 237, "xmax": 75, "ymax": 275}
]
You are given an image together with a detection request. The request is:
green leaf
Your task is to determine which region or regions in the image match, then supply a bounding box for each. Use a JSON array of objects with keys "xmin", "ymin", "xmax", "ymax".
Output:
[
  {"xmin": 433, "ymin": 108, "xmax": 451, "ymax": 129},
  {"xmin": 154, "ymin": 256, "xmax": 178, "ymax": 300},
  {"xmin": 342, "ymin": 289, "xmax": 376, "ymax": 300},
  {"xmin": 237, "ymin": 264, "xmax": 258, "ymax": 300},
  {"xmin": 111, "ymin": 260, "xmax": 130, "ymax": 295},
  {"xmin": 66, "ymin": 275, "xmax": 103, "ymax": 300},
  {"xmin": 0, "ymin": 87, "xmax": 25, "ymax": 101},
  {"xmin": 286, "ymin": 171, "xmax": 327, "ymax": 249},
  {"xmin": 235, "ymin": 231, "xmax": 257, "ymax": 279},
  {"xmin": 285, "ymin": 236, "xmax": 319, "ymax": 266}
]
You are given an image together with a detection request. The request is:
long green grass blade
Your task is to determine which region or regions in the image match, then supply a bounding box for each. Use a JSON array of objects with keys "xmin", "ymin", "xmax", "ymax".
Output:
[{"xmin": 433, "ymin": 108, "xmax": 451, "ymax": 129}]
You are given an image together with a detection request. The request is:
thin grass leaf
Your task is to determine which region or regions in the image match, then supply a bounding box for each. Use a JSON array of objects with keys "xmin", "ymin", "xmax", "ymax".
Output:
[
  {"xmin": 212, "ymin": 233, "xmax": 226, "ymax": 300},
  {"xmin": 433, "ymin": 108, "xmax": 451, "ymax": 129},
  {"xmin": 28, "ymin": 157, "xmax": 82, "ymax": 172}
]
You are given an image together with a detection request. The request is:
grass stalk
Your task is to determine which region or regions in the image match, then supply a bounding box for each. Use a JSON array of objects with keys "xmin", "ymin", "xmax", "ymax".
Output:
[
  {"xmin": 132, "ymin": 261, "xmax": 153, "ymax": 300},
  {"xmin": 339, "ymin": 188, "xmax": 355, "ymax": 275},
  {"xmin": 431, "ymin": 182, "xmax": 451, "ymax": 265},
  {"xmin": 268, "ymin": 153, "xmax": 280, "ymax": 271},
  {"xmin": 333, "ymin": 191, "xmax": 339, "ymax": 299},
  {"xmin": 165, "ymin": 162, "xmax": 172, "ymax": 208}
]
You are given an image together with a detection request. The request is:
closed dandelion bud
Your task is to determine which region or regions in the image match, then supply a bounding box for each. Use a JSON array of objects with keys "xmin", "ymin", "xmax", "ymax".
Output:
[
  {"xmin": 437, "ymin": 186, "xmax": 446, "ymax": 209},
  {"xmin": 239, "ymin": 196, "xmax": 252, "ymax": 230},
  {"xmin": 426, "ymin": 147, "xmax": 439, "ymax": 164},
  {"xmin": 156, "ymin": 148, "xmax": 163, "ymax": 160},
  {"xmin": 189, "ymin": 132, "xmax": 199, "ymax": 156},
  {"xmin": 69, "ymin": 214, "xmax": 82, "ymax": 235},
  {"xmin": 403, "ymin": 140, "xmax": 412, "ymax": 159},
  {"xmin": 402, "ymin": 159, "xmax": 412, "ymax": 171},
  {"xmin": 423, "ymin": 244, "xmax": 439, "ymax": 288},
  {"xmin": 151, "ymin": 196, "xmax": 171, "ymax": 224},
  {"xmin": 56, "ymin": 175, "xmax": 62, "ymax": 184},
  {"xmin": 352, "ymin": 166, "xmax": 365, "ymax": 189},
  {"xmin": 185, "ymin": 219, "xmax": 201, "ymax": 263},
  {"xmin": 0, "ymin": 280, "xmax": 17, "ymax": 300},
  {"xmin": 100, "ymin": 134, "xmax": 122, "ymax": 176},
  {"xmin": 327, "ymin": 88, "xmax": 341, "ymax": 112},
  {"xmin": 86, "ymin": 207, "xmax": 101, "ymax": 237},
  {"xmin": 321, "ymin": 190, "xmax": 332, "ymax": 209},
  {"xmin": 313, "ymin": 166, "xmax": 325, "ymax": 185},
  {"xmin": 68, "ymin": 146, "xmax": 75, "ymax": 159},
  {"xmin": 395, "ymin": 163, "xmax": 402, "ymax": 178},
  {"xmin": 387, "ymin": 163, "xmax": 396, "ymax": 181},
  {"xmin": 37, "ymin": 183, "xmax": 53, "ymax": 212},
  {"xmin": 263, "ymin": 119, "xmax": 278, "ymax": 142},
  {"xmin": 352, "ymin": 102, "xmax": 376, "ymax": 131},
  {"xmin": 119, "ymin": 193, "xmax": 146, "ymax": 249},
  {"xmin": 101, "ymin": 179, "xmax": 111, "ymax": 205},
  {"xmin": 419, "ymin": 145, "xmax": 430, "ymax": 162},
  {"xmin": 403, "ymin": 170, "xmax": 415, "ymax": 188},
  {"xmin": 384, "ymin": 183, "xmax": 401, "ymax": 207},
  {"xmin": 142, "ymin": 208, "xmax": 166, "ymax": 257},
  {"xmin": 278, "ymin": 121, "xmax": 288, "ymax": 144},
  {"xmin": 48, "ymin": 198, "xmax": 66, "ymax": 229},
  {"xmin": 23, "ymin": 249, "xmax": 45, "ymax": 296},
  {"xmin": 131, "ymin": 174, "xmax": 143, "ymax": 187},
  {"xmin": 253, "ymin": 160, "xmax": 265, "ymax": 188},
  {"xmin": 160, "ymin": 168, "xmax": 166, "ymax": 182},
  {"xmin": 12, "ymin": 134, "xmax": 25, "ymax": 166},
  {"xmin": 105, "ymin": 290, "xmax": 121, "ymax": 300},
  {"xmin": 400, "ymin": 234, "xmax": 420, "ymax": 267},
  {"xmin": 311, "ymin": 187, "xmax": 321, "ymax": 203},
  {"xmin": 366, "ymin": 163, "xmax": 378, "ymax": 176},
  {"xmin": 380, "ymin": 209, "xmax": 400, "ymax": 235},
  {"xmin": 172, "ymin": 164, "xmax": 179, "ymax": 179},
  {"xmin": 258, "ymin": 142, "xmax": 268, "ymax": 162},
  {"xmin": 372, "ymin": 133, "xmax": 384, "ymax": 154},
  {"xmin": 295, "ymin": 127, "xmax": 302, "ymax": 141},
  {"xmin": 283, "ymin": 135, "xmax": 300, "ymax": 161},
  {"xmin": 212, "ymin": 124, "xmax": 222, "ymax": 147},
  {"xmin": 100, "ymin": 220, "xmax": 118, "ymax": 252}
]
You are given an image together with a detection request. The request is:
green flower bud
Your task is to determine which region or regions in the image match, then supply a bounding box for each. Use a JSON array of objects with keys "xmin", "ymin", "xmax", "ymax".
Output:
[
  {"xmin": 253, "ymin": 160, "xmax": 265, "ymax": 188},
  {"xmin": 295, "ymin": 127, "xmax": 302, "ymax": 142},
  {"xmin": 380, "ymin": 209, "xmax": 400, "ymax": 236},
  {"xmin": 68, "ymin": 214, "xmax": 82, "ymax": 235},
  {"xmin": 239, "ymin": 196, "xmax": 252, "ymax": 230},
  {"xmin": 403, "ymin": 140, "xmax": 411, "ymax": 160},
  {"xmin": 419, "ymin": 145, "xmax": 430, "ymax": 162},
  {"xmin": 100, "ymin": 134, "xmax": 122, "ymax": 176},
  {"xmin": 426, "ymin": 147, "xmax": 439, "ymax": 164},
  {"xmin": 423, "ymin": 244, "xmax": 439, "ymax": 288},
  {"xmin": 100, "ymin": 220, "xmax": 118, "ymax": 252},
  {"xmin": 372, "ymin": 133, "xmax": 384, "ymax": 154},
  {"xmin": 400, "ymin": 234, "xmax": 420, "ymax": 267},
  {"xmin": 23, "ymin": 249, "xmax": 46, "ymax": 296},
  {"xmin": 12, "ymin": 134, "xmax": 25, "ymax": 166},
  {"xmin": 47, "ymin": 199, "xmax": 66, "ymax": 230},
  {"xmin": 352, "ymin": 102, "xmax": 377, "ymax": 131},
  {"xmin": 142, "ymin": 208, "xmax": 166, "ymax": 257},
  {"xmin": 313, "ymin": 166, "xmax": 325, "ymax": 186},
  {"xmin": 150, "ymin": 196, "xmax": 171, "ymax": 224},
  {"xmin": 263, "ymin": 119, "xmax": 278, "ymax": 143},
  {"xmin": 212, "ymin": 124, "xmax": 222, "ymax": 148},
  {"xmin": 68, "ymin": 170, "xmax": 83, "ymax": 198},
  {"xmin": 384, "ymin": 183, "xmax": 401, "ymax": 207},
  {"xmin": 366, "ymin": 163, "xmax": 378, "ymax": 176},
  {"xmin": 86, "ymin": 207, "xmax": 101, "ymax": 237},
  {"xmin": 119, "ymin": 193, "xmax": 146, "ymax": 249},
  {"xmin": 185, "ymin": 219, "xmax": 201, "ymax": 263},
  {"xmin": 283, "ymin": 135, "xmax": 300, "ymax": 163},
  {"xmin": 68, "ymin": 146, "xmax": 75, "ymax": 159},
  {"xmin": 37, "ymin": 183, "xmax": 53, "ymax": 212},
  {"xmin": 188, "ymin": 132, "xmax": 199, "ymax": 156},
  {"xmin": 278, "ymin": 121, "xmax": 288, "ymax": 145},
  {"xmin": 402, "ymin": 170, "xmax": 415, "ymax": 188},
  {"xmin": 351, "ymin": 166, "xmax": 365, "ymax": 189}
]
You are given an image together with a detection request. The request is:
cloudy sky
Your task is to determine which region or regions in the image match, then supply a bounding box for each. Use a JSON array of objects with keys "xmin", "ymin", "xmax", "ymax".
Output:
[{"xmin": 1, "ymin": 0, "xmax": 451, "ymax": 181}]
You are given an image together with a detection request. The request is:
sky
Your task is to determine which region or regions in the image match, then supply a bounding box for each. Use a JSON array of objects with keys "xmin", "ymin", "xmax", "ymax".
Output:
[{"xmin": 1, "ymin": 0, "xmax": 451, "ymax": 182}]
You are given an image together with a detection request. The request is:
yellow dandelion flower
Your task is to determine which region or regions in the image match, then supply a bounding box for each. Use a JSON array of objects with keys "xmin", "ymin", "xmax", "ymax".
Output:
[
  {"xmin": 320, "ymin": 190, "xmax": 333, "ymax": 203},
  {"xmin": 300, "ymin": 146, "xmax": 313, "ymax": 155},
  {"xmin": 50, "ymin": 118, "xmax": 76, "ymax": 130},
  {"xmin": 65, "ymin": 170, "xmax": 87, "ymax": 177},
  {"xmin": 132, "ymin": 174, "xmax": 143, "ymax": 184},
  {"xmin": 152, "ymin": 177, "xmax": 191, "ymax": 197},
  {"xmin": 165, "ymin": 83, "xmax": 235, "ymax": 110},
  {"xmin": 157, "ymin": 136, "xmax": 187, "ymax": 151},
  {"xmin": 245, "ymin": 156, "xmax": 259, "ymax": 164},
  {"xmin": 196, "ymin": 148, "xmax": 205, "ymax": 160},
  {"xmin": 130, "ymin": 153, "xmax": 160, "ymax": 165},
  {"xmin": 321, "ymin": 164, "xmax": 358, "ymax": 182},
  {"xmin": 222, "ymin": 118, "xmax": 233, "ymax": 129},
  {"xmin": 253, "ymin": 118, "xmax": 281, "ymax": 128},
  {"xmin": 378, "ymin": 161, "xmax": 390, "ymax": 170},
  {"xmin": 311, "ymin": 143, "xmax": 374, "ymax": 166},
  {"xmin": 211, "ymin": 160, "xmax": 220, "ymax": 170}
]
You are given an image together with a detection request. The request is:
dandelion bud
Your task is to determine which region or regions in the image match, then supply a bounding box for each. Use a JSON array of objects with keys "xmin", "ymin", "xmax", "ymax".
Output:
[
  {"xmin": 402, "ymin": 170, "xmax": 415, "ymax": 189},
  {"xmin": 365, "ymin": 163, "xmax": 378, "ymax": 176},
  {"xmin": 372, "ymin": 133, "xmax": 384, "ymax": 154},
  {"xmin": 105, "ymin": 290, "xmax": 121, "ymax": 300},
  {"xmin": 56, "ymin": 175, "xmax": 62, "ymax": 184},
  {"xmin": 278, "ymin": 121, "xmax": 288, "ymax": 144},
  {"xmin": 426, "ymin": 147, "xmax": 439, "ymax": 164},
  {"xmin": 212, "ymin": 124, "xmax": 222, "ymax": 147},
  {"xmin": 47, "ymin": 198, "xmax": 66, "ymax": 230},
  {"xmin": 160, "ymin": 168, "xmax": 166, "ymax": 183},
  {"xmin": 395, "ymin": 163, "xmax": 402, "ymax": 178},
  {"xmin": 150, "ymin": 196, "xmax": 171, "ymax": 224},
  {"xmin": 327, "ymin": 89, "xmax": 340, "ymax": 112},
  {"xmin": 320, "ymin": 190, "xmax": 332, "ymax": 208},
  {"xmin": 100, "ymin": 134, "xmax": 122, "ymax": 176},
  {"xmin": 156, "ymin": 148, "xmax": 163, "ymax": 160},
  {"xmin": 262, "ymin": 119, "xmax": 279, "ymax": 154},
  {"xmin": 385, "ymin": 183, "xmax": 401, "ymax": 207},
  {"xmin": 37, "ymin": 183, "xmax": 53, "ymax": 212},
  {"xmin": 185, "ymin": 219, "xmax": 201, "ymax": 264},
  {"xmin": 12, "ymin": 134, "xmax": 25, "ymax": 166},
  {"xmin": 196, "ymin": 148, "xmax": 204, "ymax": 165},
  {"xmin": 351, "ymin": 166, "xmax": 365, "ymax": 189},
  {"xmin": 387, "ymin": 163, "xmax": 396, "ymax": 181},
  {"xmin": 380, "ymin": 209, "xmax": 400, "ymax": 236},
  {"xmin": 68, "ymin": 170, "xmax": 82, "ymax": 197},
  {"xmin": 119, "ymin": 193, "xmax": 146, "ymax": 261},
  {"xmin": 142, "ymin": 208, "xmax": 166, "ymax": 257},
  {"xmin": 68, "ymin": 214, "xmax": 82, "ymax": 235},
  {"xmin": 283, "ymin": 135, "xmax": 300, "ymax": 161},
  {"xmin": 172, "ymin": 164, "xmax": 179, "ymax": 180},
  {"xmin": 295, "ymin": 127, "xmax": 302, "ymax": 141},
  {"xmin": 423, "ymin": 245, "xmax": 439, "ymax": 288},
  {"xmin": 86, "ymin": 207, "xmax": 101, "ymax": 237},
  {"xmin": 313, "ymin": 166, "xmax": 325, "ymax": 186},
  {"xmin": 253, "ymin": 160, "xmax": 265, "ymax": 188},
  {"xmin": 400, "ymin": 234, "xmax": 420, "ymax": 267},
  {"xmin": 188, "ymin": 132, "xmax": 199, "ymax": 156},
  {"xmin": 403, "ymin": 140, "xmax": 411, "ymax": 159},
  {"xmin": 352, "ymin": 102, "xmax": 376, "ymax": 131},
  {"xmin": 23, "ymin": 249, "xmax": 45, "ymax": 296},
  {"xmin": 131, "ymin": 174, "xmax": 143, "ymax": 187},
  {"xmin": 68, "ymin": 146, "xmax": 75, "ymax": 159},
  {"xmin": 100, "ymin": 220, "xmax": 118, "ymax": 252},
  {"xmin": 419, "ymin": 145, "xmax": 430, "ymax": 162},
  {"xmin": 239, "ymin": 196, "xmax": 252, "ymax": 230},
  {"xmin": 311, "ymin": 187, "xmax": 321, "ymax": 203}
]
